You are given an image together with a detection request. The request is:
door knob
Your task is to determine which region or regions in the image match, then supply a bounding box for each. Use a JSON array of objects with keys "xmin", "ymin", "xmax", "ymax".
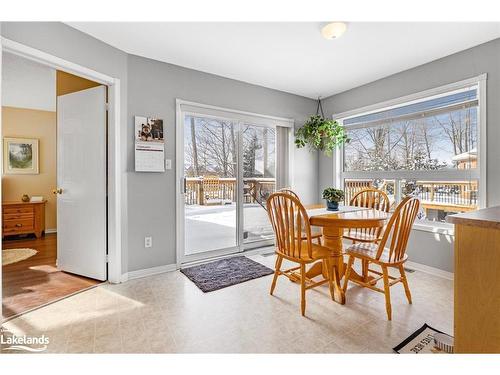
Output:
[{"xmin": 53, "ymin": 188, "xmax": 63, "ymax": 195}]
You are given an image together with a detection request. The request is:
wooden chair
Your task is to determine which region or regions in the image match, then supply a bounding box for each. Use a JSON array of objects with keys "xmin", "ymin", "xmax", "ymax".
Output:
[
  {"xmin": 342, "ymin": 196, "xmax": 420, "ymax": 320},
  {"xmin": 344, "ymin": 188, "xmax": 391, "ymax": 280},
  {"xmin": 267, "ymin": 192, "xmax": 335, "ymax": 316},
  {"xmin": 202, "ymin": 175, "xmax": 222, "ymax": 205},
  {"xmin": 345, "ymin": 188, "xmax": 391, "ymax": 243},
  {"xmin": 280, "ymin": 188, "xmax": 323, "ymax": 245}
]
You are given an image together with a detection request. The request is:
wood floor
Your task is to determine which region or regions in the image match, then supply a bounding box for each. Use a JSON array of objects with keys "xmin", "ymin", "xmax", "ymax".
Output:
[{"xmin": 2, "ymin": 233, "xmax": 101, "ymax": 319}]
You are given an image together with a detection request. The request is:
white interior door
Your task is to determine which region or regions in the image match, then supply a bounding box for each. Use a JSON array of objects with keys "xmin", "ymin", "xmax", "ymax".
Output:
[{"xmin": 57, "ymin": 86, "xmax": 107, "ymax": 280}]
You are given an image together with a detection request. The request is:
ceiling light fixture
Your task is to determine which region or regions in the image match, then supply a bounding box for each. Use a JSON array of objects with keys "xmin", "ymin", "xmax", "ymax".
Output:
[{"xmin": 321, "ymin": 22, "xmax": 347, "ymax": 40}]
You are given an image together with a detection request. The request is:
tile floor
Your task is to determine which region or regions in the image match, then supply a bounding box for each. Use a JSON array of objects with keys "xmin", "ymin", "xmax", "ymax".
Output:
[{"xmin": 0, "ymin": 254, "xmax": 453, "ymax": 353}]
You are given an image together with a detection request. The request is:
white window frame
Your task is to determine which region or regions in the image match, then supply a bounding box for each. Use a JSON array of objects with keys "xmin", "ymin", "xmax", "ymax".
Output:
[
  {"xmin": 332, "ymin": 74, "xmax": 487, "ymax": 233},
  {"xmin": 175, "ymin": 99, "xmax": 294, "ymax": 265}
]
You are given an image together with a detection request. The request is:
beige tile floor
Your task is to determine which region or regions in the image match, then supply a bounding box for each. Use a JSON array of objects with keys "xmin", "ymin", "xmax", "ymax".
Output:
[{"xmin": 1, "ymin": 253, "xmax": 453, "ymax": 354}]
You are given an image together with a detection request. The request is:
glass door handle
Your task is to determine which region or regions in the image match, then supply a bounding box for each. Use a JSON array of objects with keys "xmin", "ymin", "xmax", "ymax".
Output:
[{"xmin": 181, "ymin": 177, "xmax": 187, "ymax": 194}]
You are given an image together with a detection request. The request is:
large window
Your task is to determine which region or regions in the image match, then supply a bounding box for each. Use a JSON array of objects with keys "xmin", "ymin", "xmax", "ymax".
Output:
[{"xmin": 337, "ymin": 78, "xmax": 485, "ymax": 226}]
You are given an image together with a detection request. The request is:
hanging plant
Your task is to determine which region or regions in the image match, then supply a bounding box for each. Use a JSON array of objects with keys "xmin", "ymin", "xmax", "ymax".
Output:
[{"xmin": 295, "ymin": 98, "xmax": 349, "ymax": 156}]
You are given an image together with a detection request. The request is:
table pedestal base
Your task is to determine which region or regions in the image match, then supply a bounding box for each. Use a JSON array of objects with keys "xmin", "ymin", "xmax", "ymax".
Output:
[{"xmin": 302, "ymin": 227, "xmax": 375, "ymax": 305}]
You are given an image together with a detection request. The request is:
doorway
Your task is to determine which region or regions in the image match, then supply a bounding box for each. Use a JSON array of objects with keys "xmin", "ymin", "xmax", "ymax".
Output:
[
  {"xmin": 177, "ymin": 100, "xmax": 292, "ymax": 265},
  {"xmin": 1, "ymin": 52, "xmax": 107, "ymax": 319}
]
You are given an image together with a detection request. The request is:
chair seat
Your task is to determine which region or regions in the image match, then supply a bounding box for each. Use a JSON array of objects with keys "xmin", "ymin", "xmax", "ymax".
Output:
[
  {"xmin": 278, "ymin": 242, "xmax": 331, "ymax": 262},
  {"xmin": 345, "ymin": 242, "xmax": 407, "ymax": 265},
  {"xmin": 343, "ymin": 230, "xmax": 380, "ymax": 243}
]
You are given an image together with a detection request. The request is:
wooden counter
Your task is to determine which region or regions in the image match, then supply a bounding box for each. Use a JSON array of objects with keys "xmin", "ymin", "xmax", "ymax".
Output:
[
  {"xmin": 447, "ymin": 206, "xmax": 500, "ymax": 229},
  {"xmin": 447, "ymin": 206, "xmax": 500, "ymax": 353}
]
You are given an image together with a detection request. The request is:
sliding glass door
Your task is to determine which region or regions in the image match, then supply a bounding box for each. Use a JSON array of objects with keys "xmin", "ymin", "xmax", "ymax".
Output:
[
  {"xmin": 183, "ymin": 114, "xmax": 239, "ymax": 257},
  {"xmin": 242, "ymin": 124, "xmax": 276, "ymax": 245},
  {"xmin": 179, "ymin": 108, "xmax": 287, "ymax": 263}
]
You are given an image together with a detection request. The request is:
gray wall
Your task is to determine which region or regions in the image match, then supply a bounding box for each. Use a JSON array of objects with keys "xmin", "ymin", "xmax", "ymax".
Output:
[
  {"xmin": 127, "ymin": 54, "xmax": 317, "ymax": 271},
  {"xmin": 406, "ymin": 231, "xmax": 454, "ymax": 273},
  {"xmin": 319, "ymin": 37, "xmax": 500, "ymax": 272}
]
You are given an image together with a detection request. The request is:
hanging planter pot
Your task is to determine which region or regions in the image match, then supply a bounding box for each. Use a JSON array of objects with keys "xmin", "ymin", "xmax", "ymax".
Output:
[{"xmin": 295, "ymin": 97, "xmax": 349, "ymax": 156}]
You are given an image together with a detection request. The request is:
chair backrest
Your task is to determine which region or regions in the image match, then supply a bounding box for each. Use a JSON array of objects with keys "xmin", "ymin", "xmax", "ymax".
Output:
[
  {"xmin": 350, "ymin": 188, "xmax": 391, "ymax": 212},
  {"xmin": 202, "ymin": 175, "xmax": 221, "ymax": 200},
  {"xmin": 279, "ymin": 188, "xmax": 300, "ymax": 200},
  {"xmin": 267, "ymin": 192, "xmax": 314, "ymax": 260},
  {"xmin": 376, "ymin": 196, "xmax": 420, "ymax": 263},
  {"xmin": 347, "ymin": 188, "xmax": 391, "ymax": 240}
]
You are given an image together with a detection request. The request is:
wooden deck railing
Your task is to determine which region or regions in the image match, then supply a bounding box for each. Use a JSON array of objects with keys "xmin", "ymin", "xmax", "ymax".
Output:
[
  {"xmin": 344, "ymin": 179, "xmax": 478, "ymax": 213},
  {"xmin": 185, "ymin": 177, "xmax": 276, "ymax": 205}
]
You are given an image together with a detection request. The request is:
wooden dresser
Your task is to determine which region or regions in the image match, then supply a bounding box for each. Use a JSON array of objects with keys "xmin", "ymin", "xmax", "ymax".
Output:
[
  {"xmin": 2, "ymin": 201, "xmax": 47, "ymax": 238},
  {"xmin": 448, "ymin": 207, "xmax": 500, "ymax": 353}
]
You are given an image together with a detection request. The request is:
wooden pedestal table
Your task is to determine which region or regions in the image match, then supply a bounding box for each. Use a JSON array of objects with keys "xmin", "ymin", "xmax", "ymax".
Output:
[{"xmin": 307, "ymin": 207, "xmax": 388, "ymax": 304}]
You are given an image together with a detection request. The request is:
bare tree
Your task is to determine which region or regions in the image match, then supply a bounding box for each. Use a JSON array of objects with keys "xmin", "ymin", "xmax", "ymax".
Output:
[
  {"xmin": 190, "ymin": 116, "xmax": 199, "ymax": 176},
  {"xmin": 433, "ymin": 108, "xmax": 476, "ymax": 156}
]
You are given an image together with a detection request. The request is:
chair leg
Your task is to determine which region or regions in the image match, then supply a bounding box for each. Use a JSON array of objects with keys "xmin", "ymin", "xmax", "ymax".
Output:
[
  {"xmin": 300, "ymin": 264, "xmax": 306, "ymax": 316},
  {"xmin": 361, "ymin": 259, "xmax": 368, "ymax": 280},
  {"xmin": 325, "ymin": 257, "xmax": 335, "ymax": 300},
  {"xmin": 269, "ymin": 255, "xmax": 283, "ymax": 296},
  {"xmin": 398, "ymin": 265, "xmax": 412, "ymax": 304},
  {"xmin": 382, "ymin": 266, "xmax": 392, "ymax": 320},
  {"xmin": 342, "ymin": 255, "xmax": 355, "ymax": 293}
]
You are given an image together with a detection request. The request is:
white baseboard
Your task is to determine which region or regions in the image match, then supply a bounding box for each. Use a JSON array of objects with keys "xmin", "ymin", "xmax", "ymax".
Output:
[
  {"xmin": 45, "ymin": 228, "xmax": 57, "ymax": 234},
  {"xmin": 405, "ymin": 261, "xmax": 454, "ymax": 281},
  {"xmin": 121, "ymin": 263, "xmax": 177, "ymax": 282}
]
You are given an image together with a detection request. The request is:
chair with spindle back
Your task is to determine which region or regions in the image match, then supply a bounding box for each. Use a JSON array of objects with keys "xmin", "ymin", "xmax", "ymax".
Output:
[
  {"xmin": 202, "ymin": 175, "xmax": 222, "ymax": 205},
  {"xmin": 342, "ymin": 196, "xmax": 420, "ymax": 320},
  {"xmin": 344, "ymin": 188, "xmax": 391, "ymax": 279},
  {"xmin": 280, "ymin": 188, "xmax": 323, "ymax": 245},
  {"xmin": 267, "ymin": 192, "xmax": 335, "ymax": 316}
]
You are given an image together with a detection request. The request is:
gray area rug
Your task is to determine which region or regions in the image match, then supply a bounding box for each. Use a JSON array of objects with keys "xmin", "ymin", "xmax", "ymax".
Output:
[{"xmin": 180, "ymin": 256, "xmax": 274, "ymax": 292}]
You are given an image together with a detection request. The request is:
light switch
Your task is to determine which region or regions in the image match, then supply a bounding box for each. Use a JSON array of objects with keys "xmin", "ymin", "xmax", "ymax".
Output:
[{"xmin": 165, "ymin": 159, "xmax": 172, "ymax": 170}]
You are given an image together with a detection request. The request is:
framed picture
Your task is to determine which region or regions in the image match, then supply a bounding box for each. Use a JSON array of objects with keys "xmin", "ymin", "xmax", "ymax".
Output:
[
  {"xmin": 135, "ymin": 116, "xmax": 164, "ymax": 143},
  {"xmin": 3, "ymin": 137, "xmax": 39, "ymax": 174}
]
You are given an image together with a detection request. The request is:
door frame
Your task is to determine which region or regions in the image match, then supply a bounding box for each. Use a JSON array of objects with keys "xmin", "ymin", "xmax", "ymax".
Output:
[
  {"xmin": 175, "ymin": 99, "xmax": 294, "ymax": 267},
  {"xmin": 0, "ymin": 37, "xmax": 124, "ymax": 320}
]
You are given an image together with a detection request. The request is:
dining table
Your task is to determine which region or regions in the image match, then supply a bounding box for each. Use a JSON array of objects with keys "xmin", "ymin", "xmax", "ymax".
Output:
[{"xmin": 306, "ymin": 205, "xmax": 389, "ymax": 304}]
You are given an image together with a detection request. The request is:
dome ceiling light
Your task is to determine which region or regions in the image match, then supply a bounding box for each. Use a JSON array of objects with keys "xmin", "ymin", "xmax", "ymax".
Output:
[{"xmin": 321, "ymin": 22, "xmax": 347, "ymax": 40}]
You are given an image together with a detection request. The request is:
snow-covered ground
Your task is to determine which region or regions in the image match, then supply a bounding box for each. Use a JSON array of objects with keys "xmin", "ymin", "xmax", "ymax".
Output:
[{"xmin": 184, "ymin": 203, "xmax": 273, "ymax": 255}]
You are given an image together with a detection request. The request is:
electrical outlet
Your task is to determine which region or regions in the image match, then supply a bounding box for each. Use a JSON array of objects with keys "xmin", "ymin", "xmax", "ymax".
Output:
[
  {"xmin": 165, "ymin": 159, "xmax": 172, "ymax": 170},
  {"xmin": 145, "ymin": 236, "xmax": 152, "ymax": 248}
]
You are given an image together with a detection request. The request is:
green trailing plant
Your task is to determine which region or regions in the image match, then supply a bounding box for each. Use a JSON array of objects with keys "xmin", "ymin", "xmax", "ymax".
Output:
[
  {"xmin": 322, "ymin": 187, "xmax": 345, "ymax": 203},
  {"xmin": 295, "ymin": 115, "xmax": 348, "ymax": 156}
]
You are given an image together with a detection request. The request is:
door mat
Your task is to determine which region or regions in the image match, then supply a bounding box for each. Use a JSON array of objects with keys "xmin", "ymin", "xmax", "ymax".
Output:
[
  {"xmin": 181, "ymin": 256, "xmax": 274, "ymax": 292},
  {"xmin": 393, "ymin": 323, "xmax": 453, "ymax": 354}
]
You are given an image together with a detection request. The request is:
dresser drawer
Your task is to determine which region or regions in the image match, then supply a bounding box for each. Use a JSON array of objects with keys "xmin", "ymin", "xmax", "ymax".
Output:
[
  {"xmin": 3, "ymin": 212, "xmax": 35, "ymax": 221},
  {"xmin": 3, "ymin": 206, "xmax": 34, "ymax": 215},
  {"xmin": 3, "ymin": 218, "xmax": 34, "ymax": 231}
]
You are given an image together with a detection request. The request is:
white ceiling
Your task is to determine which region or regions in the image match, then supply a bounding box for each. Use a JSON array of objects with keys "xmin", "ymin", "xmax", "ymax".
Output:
[{"xmin": 68, "ymin": 22, "xmax": 500, "ymax": 99}]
